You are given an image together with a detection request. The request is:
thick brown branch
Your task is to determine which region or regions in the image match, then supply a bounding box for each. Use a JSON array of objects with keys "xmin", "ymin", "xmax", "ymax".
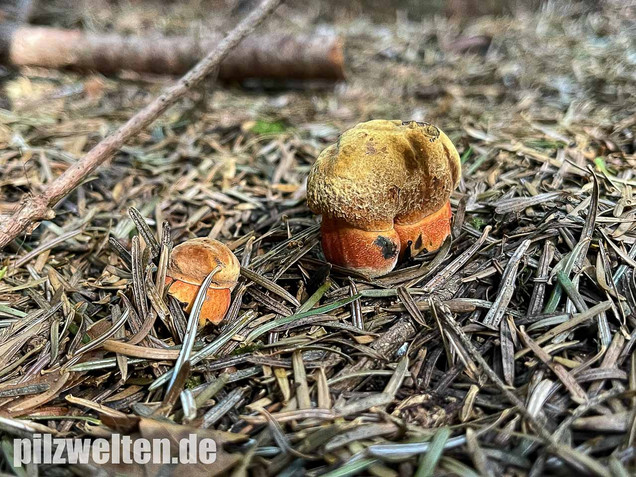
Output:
[
  {"xmin": 0, "ymin": 0, "xmax": 283, "ymax": 250},
  {"xmin": 0, "ymin": 24, "xmax": 344, "ymax": 81}
]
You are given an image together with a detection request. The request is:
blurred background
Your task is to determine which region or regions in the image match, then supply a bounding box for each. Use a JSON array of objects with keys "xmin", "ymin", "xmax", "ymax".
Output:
[{"xmin": 0, "ymin": 0, "xmax": 633, "ymax": 238}]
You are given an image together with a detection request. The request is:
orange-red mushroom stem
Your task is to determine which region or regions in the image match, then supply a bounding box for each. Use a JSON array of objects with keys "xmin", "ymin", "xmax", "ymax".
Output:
[
  {"xmin": 165, "ymin": 278, "xmax": 232, "ymax": 327},
  {"xmin": 320, "ymin": 217, "xmax": 400, "ymax": 277},
  {"xmin": 395, "ymin": 201, "xmax": 452, "ymax": 259},
  {"xmin": 320, "ymin": 201, "xmax": 452, "ymax": 275}
]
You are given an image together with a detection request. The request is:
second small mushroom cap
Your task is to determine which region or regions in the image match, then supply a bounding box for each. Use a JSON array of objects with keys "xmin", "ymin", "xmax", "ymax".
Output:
[
  {"xmin": 168, "ymin": 238, "xmax": 240, "ymax": 290},
  {"xmin": 166, "ymin": 237, "xmax": 240, "ymax": 326}
]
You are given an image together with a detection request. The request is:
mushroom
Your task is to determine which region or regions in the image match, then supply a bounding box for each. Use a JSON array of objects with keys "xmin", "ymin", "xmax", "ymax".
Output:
[
  {"xmin": 307, "ymin": 119, "xmax": 461, "ymax": 277},
  {"xmin": 165, "ymin": 237, "xmax": 240, "ymax": 326}
]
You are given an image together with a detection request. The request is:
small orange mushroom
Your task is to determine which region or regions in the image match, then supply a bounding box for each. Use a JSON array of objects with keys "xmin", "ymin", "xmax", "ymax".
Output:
[
  {"xmin": 307, "ymin": 119, "xmax": 461, "ymax": 277},
  {"xmin": 165, "ymin": 238, "xmax": 240, "ymax": 326}
]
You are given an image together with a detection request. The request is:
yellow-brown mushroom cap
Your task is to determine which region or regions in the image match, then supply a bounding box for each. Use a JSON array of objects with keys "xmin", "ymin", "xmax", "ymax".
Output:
[
  {"xmin": 306, "ymin": 119, "xmax": 461, "ymax": 231},
  {"xmin": 167, "ymin": 238, "xmax": 240, "ymax": 290}
]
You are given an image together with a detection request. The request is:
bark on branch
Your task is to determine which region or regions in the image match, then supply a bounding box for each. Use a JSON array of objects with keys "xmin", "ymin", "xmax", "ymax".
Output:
[
  {"xmin": 0, "ymin": 24, "xmax": 344, "ymax": 81},
  {"xmin": 0, "ymin": 0, "xmax": 283, "ymax": 250}
]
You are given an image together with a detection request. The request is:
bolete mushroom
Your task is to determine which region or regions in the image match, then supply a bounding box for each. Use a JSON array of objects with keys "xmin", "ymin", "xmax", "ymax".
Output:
[
  {"xmin": 165, "ymin": 237, "xmax": 240, "ymax": 326},
  {"xmin": 307, "ymin": 119, "xmax": 461, "ymax": 277}
]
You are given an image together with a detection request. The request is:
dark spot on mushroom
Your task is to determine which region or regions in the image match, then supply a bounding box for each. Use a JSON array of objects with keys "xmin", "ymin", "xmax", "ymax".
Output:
[
  {"xmin": 403, "ymin": 240, "xmax": 413, "ymax": 261},
  {"xmin": 422, "ymin": 124, "xmax": 440, "ymax": 139},
  {"xmin": 414, "ymin": 234, "xmax": 423, "ymax": 250},
  {"xmin": 388, "ymin": 185, "xmax": 401, "ymax": 204},
  {"xmin": 374, "ymin": 236, "xmax": 398, "ymax": 259}
]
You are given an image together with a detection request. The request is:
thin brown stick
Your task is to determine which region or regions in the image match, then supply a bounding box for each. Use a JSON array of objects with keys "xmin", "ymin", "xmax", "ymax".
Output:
[{"xmin": 0, "ymin": 0, "xmax": 283, "ymax": 250}]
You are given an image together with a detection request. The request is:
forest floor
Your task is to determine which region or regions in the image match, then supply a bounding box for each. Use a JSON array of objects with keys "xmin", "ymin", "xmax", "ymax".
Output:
[{"xmin": 0, "ymin": 0, "xmax": 635, "ymax": 475}]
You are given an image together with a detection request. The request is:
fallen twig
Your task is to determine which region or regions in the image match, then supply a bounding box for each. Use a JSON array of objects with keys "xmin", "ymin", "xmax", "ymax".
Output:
[
  {"xmin": 0, "ymin": 0, "xmax": 283, "ymax": 250},
  {"xmin": 0, "ymin": 25, "xmax": 344, "ymax": 80}
]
